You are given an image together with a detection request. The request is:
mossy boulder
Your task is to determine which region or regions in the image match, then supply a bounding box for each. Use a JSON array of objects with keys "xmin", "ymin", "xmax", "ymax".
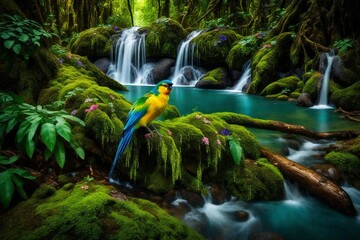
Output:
[
  {"xmin": 195, "ymin": 67, "xmax": 230, "ymax": 89},
  {"xmin": 302, "ymin": 71, "xmax": 322, "ymax": 100},
  {"xmin": 69, "ymin": 27, "xmax": 115, "ymax": 61},
  {"xmin": 226, "ymin": 35, "xmax": 260, "ymax": 71},
  {"xmin": 191, "ymin": 28, "xmax": 239, "ymax": 67},
  {"xmin": 331, "ymin": 81, "xmax": 360, "ymax": 111},
  {"xmin": 0, "ymin": 182, "xmax": 204, "ymax": 240},
  {"xmin": 248, "ymin": 32, "xmax": 294, "ymax": 94},
  {"xmin": 141, "ymin": 18, "xmax": 187, "ymax": 59},
  {"xmin": 261, "ymin": 76, "xmax": 303, "ymax": 97},
  {"xmin": 324, "ymin": 151, "xmax": 360, "ymax": 180}
]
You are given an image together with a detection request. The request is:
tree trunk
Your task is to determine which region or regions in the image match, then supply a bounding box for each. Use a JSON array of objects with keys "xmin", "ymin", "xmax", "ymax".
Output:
[
  {"xmin": 127, "ymin": 0, "xmax": 134, "ymax": 26},
  {"xmin": 260, "ymin": 147, "xmax": 357, "ymax": 216}
]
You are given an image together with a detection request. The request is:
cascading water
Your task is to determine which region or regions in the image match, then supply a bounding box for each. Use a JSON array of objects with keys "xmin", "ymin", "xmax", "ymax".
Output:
[
  {"xmin": 232, "ymin": 60, "xmax": 251, "ymax": 92},
  {"xmin": 171, "ymin": 30, "xmax": 203, "ymax": 85},
  {"xmin": 107, "ymin": 27, "xmax": 149, "ymax": 84},
  {"xmin": 312, "ymin": 50, "xmax": 335, "ymax": 109}
]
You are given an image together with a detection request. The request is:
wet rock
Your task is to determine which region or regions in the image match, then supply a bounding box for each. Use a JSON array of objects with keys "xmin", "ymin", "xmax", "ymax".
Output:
[
  {"xmin": 152, "ymin": 58, "xmax": 175, "ymax": 83},
  {"xmin": 296, "ymin": 93, "xmax": 314, "ymax": 107},
  {"xmin": 209, "ymin": 184, "xmax": 230, "ymax": 205},
  {"xmin": 311, "ymin": 163, "xmax": 342, "ymax": 184},
  {"xmin": 249, "ymin": 231, "xmax": 285, "ymax": 240},
  {"xmin": 93, "ymin": 57, "xmax": 110, "ymax": 73},
  {"xmin": 175, "ymin": 190, "xmax": 205, "ymax": 208},
  {"xmin": 233, "ymin": 210, "xmax": 249, "ymax": 221}
]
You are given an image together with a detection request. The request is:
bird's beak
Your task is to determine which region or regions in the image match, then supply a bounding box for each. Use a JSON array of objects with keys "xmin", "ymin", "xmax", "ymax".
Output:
[{"xmin": 167, "ymin": 85, "xmax": 173, "ymax": 90}]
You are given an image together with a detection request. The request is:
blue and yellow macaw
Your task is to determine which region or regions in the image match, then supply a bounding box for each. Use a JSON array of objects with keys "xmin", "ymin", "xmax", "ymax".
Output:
[{"xmin": 109, "ymin": 80, "xmax": 173, "ymax": 182}]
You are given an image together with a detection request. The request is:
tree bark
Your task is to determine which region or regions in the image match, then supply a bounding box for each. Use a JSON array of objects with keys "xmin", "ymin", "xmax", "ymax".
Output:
[
  {"xmin": 127, "ymin": 0, "xmax": 134, "ymax": 26},
  {"xmin": 216, "ymin": 112, "xmax": 360, "ymax": 140},
  {"xmin": 260, "ymin": 147, "xmax": 357, "ymax": 216}
]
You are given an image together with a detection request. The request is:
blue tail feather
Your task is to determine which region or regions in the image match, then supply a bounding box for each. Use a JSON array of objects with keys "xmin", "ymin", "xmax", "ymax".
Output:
[{"xmin": 109, "ymin": 127, "xmax": 135, "ymax": 180}]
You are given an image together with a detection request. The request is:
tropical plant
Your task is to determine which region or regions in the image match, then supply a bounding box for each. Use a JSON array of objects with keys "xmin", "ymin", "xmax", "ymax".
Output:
[
  {"xmin": 227, "ymin": 135, "xmax": 244, "ymax": 165},
  {"xmin": 0, "ymin": 14, "xmax": 53, "ymax": 62},
  {"xmin": 333, "ymin": 38, "xmax": 355, "ymax": 53},
  {"xmin": 0, "ymin": 155, "xmax": 35, "ymax": 208},
  {"xmin": 0, "ymin": 92, "xmax": 85, "ymax": 169}
]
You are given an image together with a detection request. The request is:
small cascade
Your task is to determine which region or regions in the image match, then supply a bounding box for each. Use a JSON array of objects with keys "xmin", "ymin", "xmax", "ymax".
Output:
[
  {"xmin": 171, "ymin": 30, "xmax": 203, "ymax": 85},
  {"xmin": 312, "ymin": 50, "xmax": 335, "ymax": 108},
  {"xmin": 233, "ymin": 60, "xmax": 251, "ymax": 92},
  {"xmin": 107, "ymin": 27, "xmax": 147, "ymax": 84}
]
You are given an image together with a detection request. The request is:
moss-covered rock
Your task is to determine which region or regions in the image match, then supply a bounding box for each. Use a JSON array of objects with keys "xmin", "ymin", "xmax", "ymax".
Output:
[
  {"xmin": 195, "ymin": 67, "xmax": 229, "ymax": 89},
  {"xmin": 141, "ymin": 18, "xmax": 187, "ymax": 59},
  {"xmin": 248, "ymin": 32, "xmax": 294, "ymax": 94},
  {"xmin": 0, "ymin": 182, "xmax": 204, "ymax": 240},
  {"xmin": 226, "ymin": 159, "xmax": 284, "ymax": 201},
  {"xmin": 302, "ymin": 71, "xmax": 322, "ymax": 100},
  {"xmin": 68, "ymin": 27, "xmax": 115, "ymax": 61},
  {"xmin": 162, "ymin": 105, "xmax": 181, "ymax": 120},
  {"xmin": 331, "ymin": 81, "xmax": 360, "ymax": 111},
  {"xmin": 261, "ymin": 75, "xmax": 303, "ymax": 97},
  {"xmin": 324, "ymin": 151, "xmax": 360, "ymax": 180},
  {"xmin": 192, "ymin": 28, "xmax": 239, "ymax": 67}
]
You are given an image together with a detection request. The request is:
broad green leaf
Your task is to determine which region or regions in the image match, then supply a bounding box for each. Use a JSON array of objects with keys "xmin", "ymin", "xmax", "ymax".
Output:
[
  {"xmin": 0, "ymin": 170, "xmax": 14, "ymax": 208},
  {"xmin": 19, "ymin": 34, "xmax": 29, "ymax": 42},
  {"xmin": 10, "ymin": 168, "xmax": 35, "ymax": 180},
  {"xmin": 229, "ymin": 139, "xmax": 243, "ymax": 165},
  {"xmin": 55, "ymin": 121, "xmax": 72, "ymax": 142},
  {"xmin": 44, "ymin": 147, "xmax": 52, "ymax": 161},
  {"xmin": 16, "ymin": 121, "xmax": 32, "ymax": 143},
  {"xmin": 62, "ymin": 115, "xmax": 85, "ymax": 126},
  {"xmin": 70, "ymin": 141, "xmax": 85, "ymax": 160},
  {"xmin": 12, "ymin": 44, "xmax": 21, "ymax": 54},
  {"xmin": 5, "ymin": 117, "xmax": 17, "ymax": 134},
  {"xmin": 54, "ymin": 141, "xmax": 65, "ymax": 168},
  {"xmin": 1, "ymin": 32, "xmax": 10, "ymax": 39},
  {"xmin": 11, "ymin": 174, "xmax": 27, "ymax": 199},
  {"xmin": 40, "ymin": 123, "xmax": 56, "ymax": 151},
  {"xmin": 27, "ymin": 120, "xmax": 41, "ymax": 142},
  {"xmin": 25, "ymin": 138, "xmax": 35, "ymax": 158},
  {"xmin": 0, "ymin": 155, "xmax": 19, "ymax": 165},
  {"xmin": 0, "ymin": 124, "xmax": 5, "ymax": 137},
  {"xmin": 4, "ymin": 40, "xmax": 14, "ymax": 49}
]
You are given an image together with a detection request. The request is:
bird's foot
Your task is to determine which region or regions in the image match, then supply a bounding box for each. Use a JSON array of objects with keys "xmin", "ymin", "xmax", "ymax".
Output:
[{"xmin": 146, "ymin": 125, "xmax": 162, "ymax": 139}]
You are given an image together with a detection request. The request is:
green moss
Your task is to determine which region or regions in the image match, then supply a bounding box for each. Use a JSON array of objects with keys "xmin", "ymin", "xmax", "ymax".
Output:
[
  {"xmin": 248, "ymin": 32, "xmax": 294, "ymax": 94},
  {"xmin": 68, "ymin": 27, "xmax": 115, "ymax": 60},
  {"xmin": 227, "ymin": 124, "xmax": 260, "ymax": 160},
  {"xmin": 197, "ymin": 67, "xmax": 227, "ymax": 88},
  {"xmin": 192, "ymin": 29, "xmax": 239, "ymax": 67},
  {"xmin": 142, "ymin": 18, "xmax": 187, "ymax": 59},
  {"xmin": 226, "ymin": 36, "xmax": 259, "ymax": 70},
  {"xmin": 324, "ymin": 151, "xmax": 360, "ymax": 179},
  {"xmin": 0, "ymin": 182, "xmax": 204, "ymax": 240},
  {"xmin": 302, "ymin": 71, "xmax": 321, "ymax": 100},
  {"xmin": 32, "ymin": 184, "xmax": 57, "ymax": 199},
  {"xmin": 260, "ymin": 76, "xmax": 302, "ymax": 96},
  {"xmin": 162, "ymin": 104, "xmax": 181, "ymax": 120},
  {"xmin": 331, "ymin": 81, "xmax": 360, "ymax": 111},
  {"xmin": 256, "ymin": 158, "xmax": 284, "ymax": 180},
  {"xmin": 226, "ymin": 160, "xmax": 284, "ymax": 201}
]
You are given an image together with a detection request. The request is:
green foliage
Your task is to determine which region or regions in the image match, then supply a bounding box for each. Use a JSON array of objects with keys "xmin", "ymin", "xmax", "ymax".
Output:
[
  {"xmin": 333, "ymin": 38, "xmax": 355, "ymax": 53},
  {"xmin": 0, "ymin": 155, "xmax": 35, "ymax": 208},
  {"xmin": 83, "ymin": 175, "xmax": 94, "ymax": 184},
  {"xmin": 0, "ymin": 92, "xmax": 85, "ymax": 168},
  {"xmin": 0, "ymin": 14, "xmax": 53, "ymax": 62},
  {"xmin": 226, "ymin": 135, "xmax": 244, "ymax": 165}
]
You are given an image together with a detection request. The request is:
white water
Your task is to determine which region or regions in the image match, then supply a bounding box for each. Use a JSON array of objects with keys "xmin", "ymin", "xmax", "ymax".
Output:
[
  {"xmin": 171, "ymin": 30, "xmax": 203, "ymax": 86},
  {"xmin": 232, "ymin": 60, "xmax": 251, "ymax": 92},
  {"xmin": 312, "ymin": 51, "xmax": 335, "ymax": 109},
  {"xmin": 108, "ymin": 27, "xmax": 147, "ymax": 84}
]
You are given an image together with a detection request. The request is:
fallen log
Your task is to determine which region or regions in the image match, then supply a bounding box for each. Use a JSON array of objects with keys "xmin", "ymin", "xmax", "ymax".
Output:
[
  {"xmin": 215, "ymin": 112, "xmax": 360, "ymax": 140},
  {"xmin": 260, "ymin": 147, "xmax": 357, "ymax": 216}
]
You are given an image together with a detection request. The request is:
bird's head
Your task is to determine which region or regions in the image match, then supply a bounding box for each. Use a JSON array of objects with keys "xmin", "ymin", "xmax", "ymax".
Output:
[{"xmin": 155, "ymin": 80, "xmax": 173, "ymax": 95}]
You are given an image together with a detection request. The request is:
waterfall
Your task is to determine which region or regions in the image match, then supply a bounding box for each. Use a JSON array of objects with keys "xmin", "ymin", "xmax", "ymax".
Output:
[
  {"xmin": 107, "ymin": 27, "xmax": 147, "ymax": 84},
  {"xmin": 233, "ymin": 60, "xmax": 251, "ymax": 92},
  {"xmin": 171, "ymin": 30, "xmax": 203, "ymax": 85},
  {"xmin": 313, "ymin": 51, "xmax": 335, "ymax": 108}
]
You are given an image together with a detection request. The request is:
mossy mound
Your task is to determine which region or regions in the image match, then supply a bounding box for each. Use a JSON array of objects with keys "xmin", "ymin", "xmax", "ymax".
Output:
[
  {"xmin": 261, "ymin": 76, "xmax": 303, "ymax": 97},
  {"xmin": 324, "ymin": 151, "xmax": 360, "ymax": 180},
  {"xmin": 0, "ymin": 182, "xmax": 204, "ymax": 240},
  {"xmin": 226, "ymin": 35, "xmax": 260, "ymax": 71},
  {"xmin": 141, "ymin": 18, "xmax": 187, "ymax": 59},
  {"xmin": 192, "ymin": 28, "xmax": 239, "ymax": 67},
  {"xmin": 226, "ymin": 159, "xmax": 284, "ymax": 201},
  {"xmin": 195, "ymin": 67, "xmax": 229, "ymax": 89},
  {"xmin": 331, "ymin": 81, "xmax": 360, "ymax": 111},
  {"xmin": 68, "ymin": 27, "xmax": 115, "ymax": 61},
  {"xmin": 302, "ymin": 71, "xmax": 322, "ymax": 100},
  {"xmin": 248, "ymin": 32, "xmax": 294, "ymax": 94}
]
